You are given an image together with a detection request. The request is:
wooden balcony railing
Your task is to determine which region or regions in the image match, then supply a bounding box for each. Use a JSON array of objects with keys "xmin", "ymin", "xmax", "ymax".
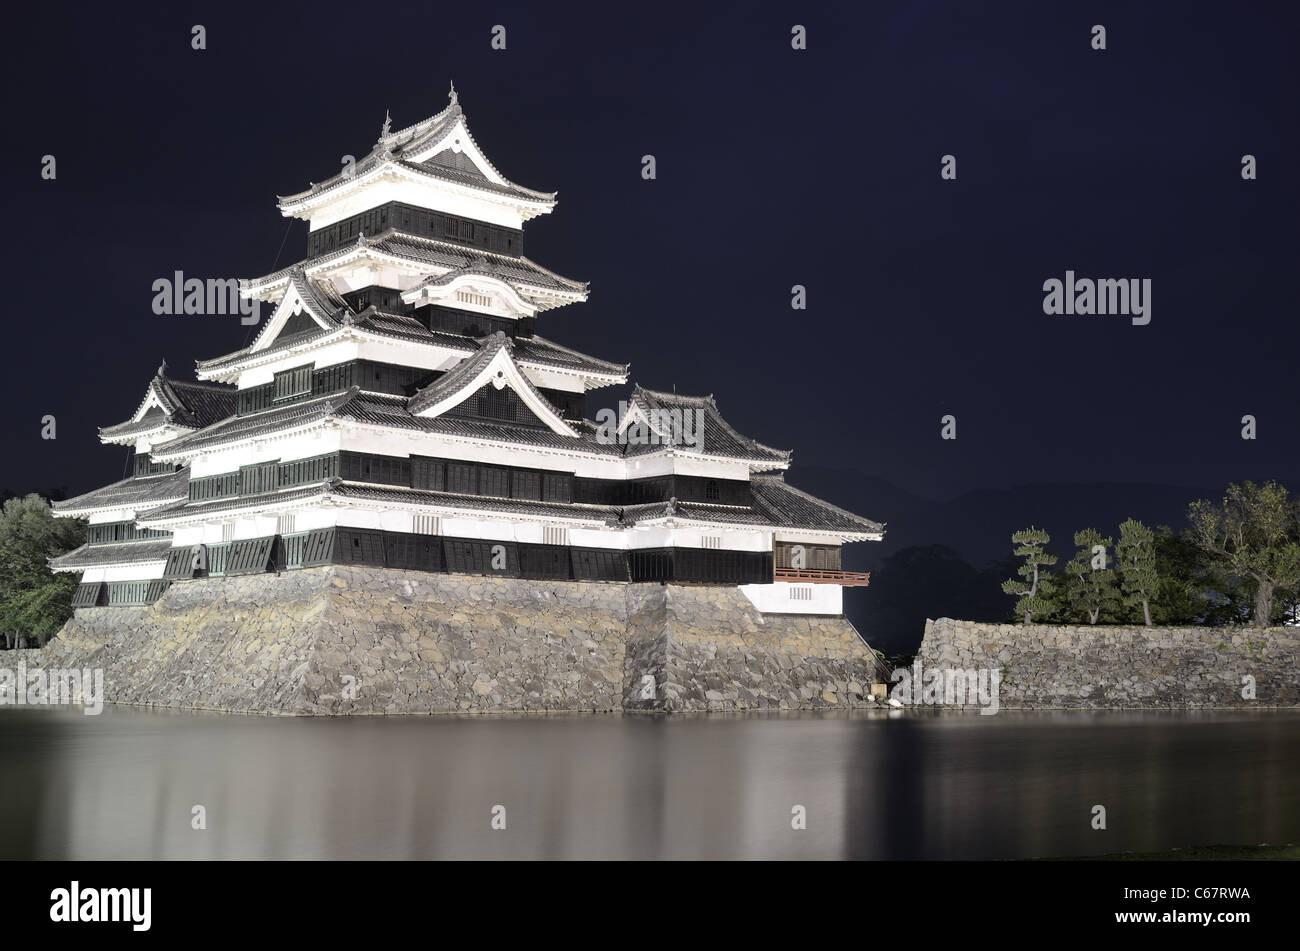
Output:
[{"xmin": 773, "ymin": 567, "xmax": 872, "ymax": 586}]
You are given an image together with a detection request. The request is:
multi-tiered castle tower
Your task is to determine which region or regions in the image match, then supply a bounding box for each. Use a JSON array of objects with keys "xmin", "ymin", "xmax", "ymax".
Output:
[{"xmin": 48, "ymin": 89, "xmax": 884, "ymax": 711}]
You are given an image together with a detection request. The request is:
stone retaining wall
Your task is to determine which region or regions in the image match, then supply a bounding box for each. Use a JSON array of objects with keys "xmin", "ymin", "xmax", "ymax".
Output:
[
  {"xmin": 917, "ymin": 617, "xmax": 1300, "ymax": 708},
  {"xmin": 15, "ymin": 567, "xmax": 886, "ymax": 715}
]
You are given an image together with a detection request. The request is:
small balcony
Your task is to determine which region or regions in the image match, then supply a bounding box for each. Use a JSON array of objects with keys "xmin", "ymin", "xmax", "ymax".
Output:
[{"xmin": 773, "ymin": 567, "xmax": 872, "ymax": 586}]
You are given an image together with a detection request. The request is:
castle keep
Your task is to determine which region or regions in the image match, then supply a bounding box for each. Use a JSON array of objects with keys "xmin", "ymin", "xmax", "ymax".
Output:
[{"xmin": 45, "ymin": 89, "xmax": 887, "ymax": 712}]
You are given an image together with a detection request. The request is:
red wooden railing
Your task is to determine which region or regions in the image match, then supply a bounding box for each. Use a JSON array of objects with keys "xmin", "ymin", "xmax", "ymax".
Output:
[{"xmin": 773, "ymin": 567, "xmax": 872, "ymax": 586}]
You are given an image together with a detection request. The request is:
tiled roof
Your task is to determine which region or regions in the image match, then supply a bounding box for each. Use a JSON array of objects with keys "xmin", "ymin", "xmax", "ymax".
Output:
[
  {"xmin": 53, "ymin": 468, "xmax": 191, "ymax": 516},
  {"xmin": 100, "ymin": 368, "xmax": 236, "ymax": 438},
  {"xmin": 617, "ymin": 499, "xmax": 763, "ymax": 526},
  {"xmin": 126, "ymin": 474, "xmax": 878, "ymax": 539},
  {"xmin": 405, "ymin": 332, "xmax": 574, "ymax": 434},
  {"xmin": 333, "ymin": 482, "xmax": 619, "ymax": 524},
  {"xmin": 622, "ymin": 386, "xmax": 791, "ymax": 465},
  {"xmin": 617, "ymin": 478, "xmax": 882, "ymax": 537},
  {"xmin": 513, "ymin": 334, "xmax": 627, "ymax": 377},
  {"xmin": 194, "ymin": 302, "xmax": 473, "ymax": 373},
  {"xmin": 246, "ymin": 231, "xmax": 585, "ymax": 298},
  {"xmin": 49, "ymin": 539, "xmax": 174, "ymax": 570},
  {"xmin": 340, "ymin": 392, "xmax": 618, "ymax": 455},
  {"xmin": 200, "ymin": 310, "xmax": 620, "ymax": 384},
  {"xmin": 750, "ymin": 475, "xmax": 884, "ymax": 535},
  {"xmin": 406, "ymin": 331, "xmax": 512, "ymax": 415},
  {"xmin": 277, "ymin": 96, "xmax": 555, "ymax": 209},
  {"xmin": 150, "ymin": 390, "xmax": 358, "ymax": 459},
  {"xmin": 137, "ymin": 484, "xmax": 332, "ymax": 524}
]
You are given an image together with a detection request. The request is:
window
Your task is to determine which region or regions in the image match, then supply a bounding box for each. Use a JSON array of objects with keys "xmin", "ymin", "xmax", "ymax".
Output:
[
  {"xmin": 243, "ymin": 462, "xmax": 278, "ymax": 494},
  {"xmin": 790, "ymin": 586, "xmax": 813, "ymax": 602},
  {"xmin": 273, "ymin": 364, "xmax": 313, "ymax": 401},
  {"xmin": 413, "ymin": 514, "xmax": 440, "ymax": 535},
  {"xmin": 704, "ymin": 480, "xmax": 720, "ymax": 502},
  {"xmin": 477, "ymin": 387, "xmax": 518, "ymax": 422},
  {"xmin": 541, "ymin": 472, "xmax": 572, "ymax": 503},
  {"xmin": 411, "ymin": 457, "xmax": 445, "ymax": 491},
  {"xmin": 277, "ymin": 514, "xmax": 295, "ymax": 535},
  {"xmin": 543, "ymin": 526, "xmax": 569, "ymax": 546},
  {"xmin": 511, "ymin": 470, "xmax": 541, "ymax": 501},
  {"xmin": 701, "ymin": 535, "xmax": 722, "ymax": 549},
  {"xmin": 447, "ymin": 462, "xmax": 477, "ymax": 495},
  {"xmin": 480, "ymin": 466, "xmax": 510, "ymax": 498},
  {"xmin": 221, "ymin": 523, "xmax": 235, "ymax": 542}
]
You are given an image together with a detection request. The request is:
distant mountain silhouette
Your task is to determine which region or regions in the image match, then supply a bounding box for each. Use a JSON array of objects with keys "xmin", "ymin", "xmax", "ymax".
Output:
[{"xmin": 785, "ymin": 467, "xmax": 1218, "ymax": 653}]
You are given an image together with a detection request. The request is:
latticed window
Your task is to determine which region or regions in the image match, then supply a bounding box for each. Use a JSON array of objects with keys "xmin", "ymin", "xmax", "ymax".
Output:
[
  {"xmin": 240, "ymin": 461, "xmax": 279, "ymax": 495},
  {"xmin": 480, "ymin": 465, "xmax": 510, "ymax": 498},
  {"xmin": 447, "ymin": 463, "xmax": 477, "ymax": 495},
  {"xmin": 543, "ymin": 525, "xmax": 569, "ymax": 546},
  {"xmin": 413, "ymin": 514, "xmax": 440, "ymax": 535},
  {"xmin": 511, "ymin": 470, "xmax": 541, "ymax": 500},
  {"xmin": 411, "ymin": 457, "xmax": 445, "ymax": 491},
  {"xmin": 701, "ymin": 535, "xmax": 722, "ymax": 549},
  {"xmin": 273, "ymin": 364, "xmax": 313, "ymax": 401},
  {"xmin": 541, "ymin": 472, "xmax": 572, "ymax": 503},
  {"xmin": 477, "ymin": 386, "xmax": 519, "ymax": 422}
]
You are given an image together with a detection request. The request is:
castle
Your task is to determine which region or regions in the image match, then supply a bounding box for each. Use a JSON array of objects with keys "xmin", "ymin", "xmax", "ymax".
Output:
[{"xmin": 44, "ymin": 88, "xmax": 887, "ymax": 713}]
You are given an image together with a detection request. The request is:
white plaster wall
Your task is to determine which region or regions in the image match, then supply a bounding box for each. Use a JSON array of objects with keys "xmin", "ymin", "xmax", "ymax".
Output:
[
  {"xmin": 81, "ymin": 562, "xmax": 167, "ymax": 583},
  {"xmin": 739, "ymin": 582, "xmax": 843, "ymax": 615}
]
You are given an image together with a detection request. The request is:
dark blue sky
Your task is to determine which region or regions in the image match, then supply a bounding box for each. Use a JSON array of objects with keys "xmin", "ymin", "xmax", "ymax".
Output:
[{"xmin": 5, "ymin": 0, "xmax": 1298, "ymax": 510}]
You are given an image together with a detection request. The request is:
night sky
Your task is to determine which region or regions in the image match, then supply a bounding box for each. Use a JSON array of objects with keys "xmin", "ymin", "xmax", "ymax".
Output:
[{"xmin": 5, "ymin": 1, "xmax": 1298, "ymax": 585}]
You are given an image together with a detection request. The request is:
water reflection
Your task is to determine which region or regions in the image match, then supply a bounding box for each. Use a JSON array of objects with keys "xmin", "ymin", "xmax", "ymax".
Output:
[{"xmin": 1, "ymin": 709, "xmax": 1296, "ymax": 860}]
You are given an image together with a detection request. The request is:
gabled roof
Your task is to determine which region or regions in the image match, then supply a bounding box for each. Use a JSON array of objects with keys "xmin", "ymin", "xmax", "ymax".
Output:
[
  {"xmin": 99, "ymin": 364, "xmax": 235, "ymax": 444},
  {"xmin": 337, "ymin": 394, "xmax": 626, "ymax": 455},
  {"xmin": 244, "ymin": 269, "xmax": 351, "ymax": 355},
  {"xmin": 52, "ymin": 468, "xmax": 192, "ymax": 517},
  {"xmin": 195, "ymin": 308, "xmax": 625, "ymax": 386},
  {"xmin": 242, "ymin": 231, "xmax": 587, "ymax": 308},
  {"xmin": 618, "ymin": 385, "xmax": 791, "ymax": 467},
  {"xmin": 406, "ymin": 332, "xmax": 577, "ymax": 437},
  {"xmin": 276, "ymin": 88, "xmax": 557, "ymax": 218}
]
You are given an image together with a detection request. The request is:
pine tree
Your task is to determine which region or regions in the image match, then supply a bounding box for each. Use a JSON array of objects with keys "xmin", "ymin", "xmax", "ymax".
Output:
[
  {"xmin": 1065, "ymin": 528, "xmax": 1120, "ymax": 624},
  {"xmin": 1117, "ymin": 518, "xmax": 1158, "ymax": 626},
  {"xmin": 1187, "ymin": 481, "xmax": 1300, "ymax": 628},
  {"xmin": 1001, "ymin": 527, "xmax": 1058, "ymax": 624}
]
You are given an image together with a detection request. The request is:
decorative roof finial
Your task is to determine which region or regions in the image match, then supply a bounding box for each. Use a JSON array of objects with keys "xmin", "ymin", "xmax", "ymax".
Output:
[
  {"xmin": 448, "ymin": 80, "xmax": 458, "ymax": 106},
  {"xmin": 380, "ymin": 109, "xmax": 391, "ymax": 139},
  {"xmin": 157, "ymin": 358, "xmax": 168, "ymax": 378}
]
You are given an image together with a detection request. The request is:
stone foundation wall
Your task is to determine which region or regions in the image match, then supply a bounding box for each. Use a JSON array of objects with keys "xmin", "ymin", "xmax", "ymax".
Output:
[
  {"xmin": 16, "ymin": 567, "xmax": 885, "ymax": 715},
  {"xmin": 918, "ymin": 617, "xmax": 1300, "ymax": 708}
]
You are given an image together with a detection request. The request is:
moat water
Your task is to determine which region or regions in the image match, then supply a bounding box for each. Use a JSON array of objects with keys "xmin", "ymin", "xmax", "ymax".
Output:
[{"xmin": 1, "ymin": 708, "xmax": 1296, "ymax": 860}]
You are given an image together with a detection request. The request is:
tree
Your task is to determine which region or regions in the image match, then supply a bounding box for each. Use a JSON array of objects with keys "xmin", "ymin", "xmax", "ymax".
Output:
[
  {"xmin": 1149, "ymin": 526, "xmax": 1210, "ymax": 624},
  {"xmin": 1065, "ymin": 528, "xmax": 1120, "ymax": 624},
  {"xmin": 1117, "ymin": 518, "xmax": 1158, "ymax": 626},
  {"xmin": 1001, "ymin": 527, "xmax": 1058, "ymax": 624},
  {"xmin": 1186, "ymin": 480, "xmax": 1300, "ymax": 628},
  {"xmin": 0, "ymin": 494, "xmax": 84, "ymax": 648}
]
